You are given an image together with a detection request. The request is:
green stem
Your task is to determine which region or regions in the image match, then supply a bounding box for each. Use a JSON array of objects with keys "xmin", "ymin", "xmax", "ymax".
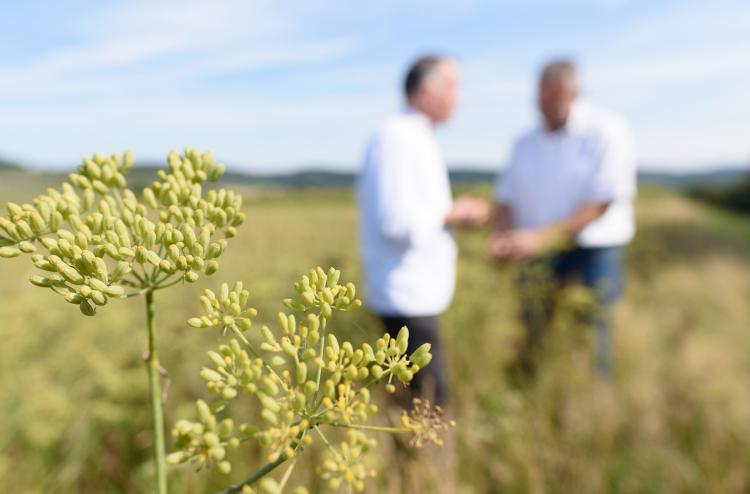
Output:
[
  {"xmin": 145, "ymin": 290, "xmax": 168, "ymax": 494},
  {"xmin": 314, "ymin": 425, "xmax": 339, "ymax": 457},
  {"xmin": 278, "ymin": 458, "xmax": 296, "ymax": 489},
  {"xmin": 219, "ymin": 455, "xmax": 289, "ymax": 494},
  {"xmin": 218, "ymin": 431, "xmax": 307, "ymax": 494},
  {"xmin": 330, "ymin": 423, "xmax": 410, "ymax": 434}
]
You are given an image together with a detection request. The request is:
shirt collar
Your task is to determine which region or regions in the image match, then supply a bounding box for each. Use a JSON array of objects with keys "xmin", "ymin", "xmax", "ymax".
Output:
[
  {"xmin": 540, "ymin": 99, "xmax": 591, "ymax": 136},
  {"xmin": 403, "ymin": 105, "xmax": 433, "ymax": 128}
]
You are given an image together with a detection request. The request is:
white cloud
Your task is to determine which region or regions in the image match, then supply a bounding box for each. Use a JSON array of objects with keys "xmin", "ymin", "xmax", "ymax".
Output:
[{"xmin": 0, "ymin": 0, "xmax": 747, "ymax": 172}]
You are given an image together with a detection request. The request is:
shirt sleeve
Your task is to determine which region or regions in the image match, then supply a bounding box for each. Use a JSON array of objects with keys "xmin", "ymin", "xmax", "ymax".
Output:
[
  {"xmin": 589, "ymin": 118, "xmax": 637, "ymax": 203},
  {"xmin": 493, "ymin": 140, "xmax": 521, "ymax": 206},
  {"xmin": 370, "ymin": 129, "xmax": 444, "ymax": 247}
]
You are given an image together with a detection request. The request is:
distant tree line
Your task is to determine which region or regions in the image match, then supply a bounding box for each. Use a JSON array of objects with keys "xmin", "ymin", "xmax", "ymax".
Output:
[{"xmin": 690, "ymin": 168, "xmax": 750, "ymax": 213}]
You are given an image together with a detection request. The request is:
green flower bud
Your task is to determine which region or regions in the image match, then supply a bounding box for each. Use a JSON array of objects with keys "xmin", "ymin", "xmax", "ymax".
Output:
[
  {"xmin": 61, "ymin": 266, "xmax": 84, "ymax": 285},
  {"xmin": 159, "ymin": 259, "xmax": 175, "ymax": 274},
  {"xmin": 396, "ymin": 326, "xmax": 409, "ymax": 354},
  {"xmin": 0, "ymin": 246, "xmax": 21, "ymax": 258},
  {"xmin": 196, "ymin": 400, "xmax": 212, "ymax": 423},
  {"xmin": 296, "ymin": 362, "xmax": 308, "ymax": 384},
  {"xmin": 205, "ymin": 260, "xmax": 218, "ymax": 275},
  {"xmin": 88, "ymin": 277, "xmax": 109, "ymax": 293},
  {"xmin": 90, "ymin": 290, "xmax": 108, "ymax": 306},
  {"xmin": 29, "ymin": 275, "xmax": 54, "ymax": 287},
  {"xmin": 217, "ymin": 461, "xmax": 231, "ymax": 475},
  {"xmin": 261, "ymin": 409, "xmax": 278, "ymax": 425},
  {"xmin": 281, "ymin": 339, "xmax": 297, "ymax": 358},
  {"xmin": 79, "ymin": 299, "xmax": 96, "ymax": 316},
  {"xmin": 166, "ymin": 451, "xmax": 189, "ymax": 465},
  {"xmin": 200, "ymin": 368, "xmax": 223, "ymax": 382},
  {"xmin": 370, "ymin": 365, "xmax": 384, "ymax": 379},
  {"xmin": 328, "ymin": 334, "xmax": 340, "ymax": 355},
  {"xmin": 304, "ymin": 381, "xmax": 317, "ymax": 397},
  {"xmin": 283, "ymin": 298, "xmax": 306, "ymax": 312},
  {"xmin": 261, "ymin": 326, "xmax": 277, "ymax": 346},
  {"xmin": 410, "ymin": 343, "xmax": 432, "ymax": 368},
  {"xmin": 30, "ymin": 211, "xmax": 46, "ymax": 234},
  {"xmin": 18, "ymin": 241, "xmax": 36, "ymax": 253},
  {"xmin": 344, "ymin": 365, "xmax": 358, "ymax": 380},
  {"xmin": 145, "ymin": 250, "xmax": 161, "ymax": 266}
]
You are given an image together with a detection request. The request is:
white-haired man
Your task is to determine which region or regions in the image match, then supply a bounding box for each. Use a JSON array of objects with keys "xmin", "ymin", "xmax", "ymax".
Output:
[
  {"xmin": 358, "ymin": 55, "xmax": 471, "ymax": 405},
  {"xmin": 491, "ymin": 59, "xmax": 637, "ymax": 377}
]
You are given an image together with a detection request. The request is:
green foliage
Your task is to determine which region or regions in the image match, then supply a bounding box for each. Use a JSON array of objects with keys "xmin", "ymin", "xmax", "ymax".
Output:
[
  {"xmin": 2, "ymin": 187, "xmax": 750, "ymax": 493},
  {"xmin": 689, "ymin": 172, "xmax": 750, "ymax": 213},
  {"xmin": 170, "ymin": 268, "xmax": 451, "ymax": 493}
]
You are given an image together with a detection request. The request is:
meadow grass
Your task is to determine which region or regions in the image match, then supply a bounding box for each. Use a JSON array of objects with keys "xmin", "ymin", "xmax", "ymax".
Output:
[{"xmin": 1, "ymin": 182, "xmax": 750, "ymax": 493}]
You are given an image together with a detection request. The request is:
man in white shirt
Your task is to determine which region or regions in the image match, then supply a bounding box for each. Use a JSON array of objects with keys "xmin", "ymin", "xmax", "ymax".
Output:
[
  {"xmin": 490, "ymin": 59, "xmax": 637, "ymax": 377},
  {"xmin": 358, "ymin": 55, "xmax": 467, "ymax": 405}
]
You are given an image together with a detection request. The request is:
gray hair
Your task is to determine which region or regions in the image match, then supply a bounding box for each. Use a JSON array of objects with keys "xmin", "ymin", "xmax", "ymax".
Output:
[
  {"xmin": 404, "ymin": 55, "xmax": 450, "ymax": 99},
  {"xmin": 540, "ymin": 59, "xmax": 578, "ymax": 89}
]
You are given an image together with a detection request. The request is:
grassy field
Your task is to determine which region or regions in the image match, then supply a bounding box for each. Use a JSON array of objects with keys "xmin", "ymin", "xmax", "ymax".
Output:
[{"xmin": 1, "ymin": 175, "xmax": 750, "ymax": 493}]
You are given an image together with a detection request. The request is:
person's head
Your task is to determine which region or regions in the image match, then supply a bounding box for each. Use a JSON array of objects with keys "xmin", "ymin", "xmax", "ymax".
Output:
[
  {"xmin": 404, "ymin": 55, "xmax": 459, "ymax": 125},
  {"xmin": 538, "ymin": 59, "xmax": 579, "ymax": 132}
]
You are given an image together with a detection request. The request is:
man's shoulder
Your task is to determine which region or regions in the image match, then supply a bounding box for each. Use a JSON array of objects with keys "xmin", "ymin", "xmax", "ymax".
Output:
[
  {"xmin": 378, "ymin": 111, "xmax": 425, "ymax": 134},
  {"xmin": 512, "ymin": 127, "xmax": 542, "ymax": 151},
  {"xmin": 576, "ymin": 102, "xmax": 632, "ymax": 142}
]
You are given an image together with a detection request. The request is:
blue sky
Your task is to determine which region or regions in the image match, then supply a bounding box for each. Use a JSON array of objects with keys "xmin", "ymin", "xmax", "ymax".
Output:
[{"xmin": 0, "ymin": 0, "xmax": 747, "ymax": 173}]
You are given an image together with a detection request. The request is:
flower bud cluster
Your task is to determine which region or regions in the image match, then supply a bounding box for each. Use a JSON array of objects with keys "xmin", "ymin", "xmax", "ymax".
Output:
[
  {"xmin": 187, "ymin": 281, "xmax": 258, "ymax": 334},
  {"xmin": 171, "ymin": 268, "xmax": 447, "ymax": 492},
  {"xmin": 200, "ymin": 338, "xmax": 265, "ymax": 401},
  {"xmin": 283, "ymin": 266, "xmax": 362, "ymax": 317},
  {"xmin": 318, "ymin": 430, "xmax": 377, "ymax": 492},
  {"xmin": 167, "ymin": 399, "xmax": 239, "ymax": 474},
  {"xmin": 0, "ymin": 148, "xmax": 244, "ymax": 315}
]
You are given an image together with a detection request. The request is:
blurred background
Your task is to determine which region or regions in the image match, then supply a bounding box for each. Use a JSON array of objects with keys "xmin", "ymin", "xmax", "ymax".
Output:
[{"xmin": 1, "ymin": 1, "xmax": 749, "ymax": 493}]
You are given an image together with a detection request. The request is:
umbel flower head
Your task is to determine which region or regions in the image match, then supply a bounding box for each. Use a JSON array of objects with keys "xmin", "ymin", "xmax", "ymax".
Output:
[
  {"xmin": 169, "ymin": 267, "xmax": 453, "ymax": 492},
  {"xmin": 0, "ymin": 148, "xmax": 244, "ymax": 315}
]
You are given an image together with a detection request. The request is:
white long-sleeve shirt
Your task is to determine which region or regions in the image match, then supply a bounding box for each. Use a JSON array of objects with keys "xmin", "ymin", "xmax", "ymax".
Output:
[
  {"xmin": 495, "ymin": 100, "xmax": 637, "ymax": 247},
  {"xmin": 357, "ymin": 109, "xmax": 457, "ymax": 317}
]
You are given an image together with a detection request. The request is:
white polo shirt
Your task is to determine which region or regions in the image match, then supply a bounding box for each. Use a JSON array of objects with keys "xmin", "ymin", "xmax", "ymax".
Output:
[
  {"xmin": 357, "ymin": 109, "xmax": 457, "ymax": 317},
  {"xmin": 495, "ymin": 100, "xmax": 637, "ymax": 247}
]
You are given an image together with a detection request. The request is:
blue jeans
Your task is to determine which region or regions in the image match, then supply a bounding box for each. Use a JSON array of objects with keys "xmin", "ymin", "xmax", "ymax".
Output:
[{"xmin": 518, "ymin": 246, "xmax": 624, "ymax": 376}]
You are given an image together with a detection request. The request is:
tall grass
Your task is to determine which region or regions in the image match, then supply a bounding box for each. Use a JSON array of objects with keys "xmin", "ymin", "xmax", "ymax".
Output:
[{"xmin": 1, "ymin": 185, "xmax": 749, "ymax": 493}]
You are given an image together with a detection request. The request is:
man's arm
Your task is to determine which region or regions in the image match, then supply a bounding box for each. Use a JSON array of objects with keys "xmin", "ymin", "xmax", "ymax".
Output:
[
  {"xmin": 492, "ymin": 203, "xmax": 513, "ymax": 232},
  {"xmin": 504, "ymin": 201, "xmax": 609, "ymax": 261},
  {"xmin": 488, "ymin": 203, "xmax": 514, "ymax": 260}
]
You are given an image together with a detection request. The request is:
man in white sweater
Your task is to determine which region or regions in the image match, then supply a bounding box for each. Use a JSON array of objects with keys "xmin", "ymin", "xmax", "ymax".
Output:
[{"xmin": 357, "ymin": 55, "xmax": 467, "ymax": 405}]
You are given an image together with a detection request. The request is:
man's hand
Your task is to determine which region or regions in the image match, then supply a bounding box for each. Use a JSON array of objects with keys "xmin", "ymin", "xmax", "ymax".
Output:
[
  {"xmin": 490, "ymin": 227, "xmax": 569, "ymax": 262},
  {"xmin": 506, "ymin": 229, "xmax": 550, "ymax": 261},
  {"xmin": 445, "ymin": 195, "xmax": 492, "ymax": 228},
  {"xmin": 488, "ymin": 231, "xmax": 514, "ymax": 260}
]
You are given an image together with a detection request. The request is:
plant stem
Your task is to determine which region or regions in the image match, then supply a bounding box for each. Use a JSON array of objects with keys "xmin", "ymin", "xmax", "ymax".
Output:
[
  {"xmin": 145, "ymin": 290, "xmax": 168, "ymax": 494},
  {"xmin": 330, "ymin": 423, "xmax": 411, "ymax": 434},
  {"xmin": 278, "ymin": 458, "xmax": 297, "ymax": 489},
  {"xmin": 218, "ymin": 430, "xmax": 307, "ymax": 494},
  {"xmin": 219, "ymin": 455, "xmax": 289, "ymax": 494}
]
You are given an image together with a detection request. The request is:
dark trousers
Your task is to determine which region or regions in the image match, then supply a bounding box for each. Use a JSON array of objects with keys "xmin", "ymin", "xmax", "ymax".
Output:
[
  {"xmin": 519, "ymin": 246, "xmax": 624, "ymax": 377},
  {"xmin": 380, "ymin": 314, "xmax": 449, "ymax": 406}
]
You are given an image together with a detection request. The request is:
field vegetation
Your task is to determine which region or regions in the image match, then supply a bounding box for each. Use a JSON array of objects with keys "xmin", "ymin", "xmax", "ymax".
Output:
[{"xmin": 2, "ymin": 173, "xmax": 750, "ymax": 493}]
